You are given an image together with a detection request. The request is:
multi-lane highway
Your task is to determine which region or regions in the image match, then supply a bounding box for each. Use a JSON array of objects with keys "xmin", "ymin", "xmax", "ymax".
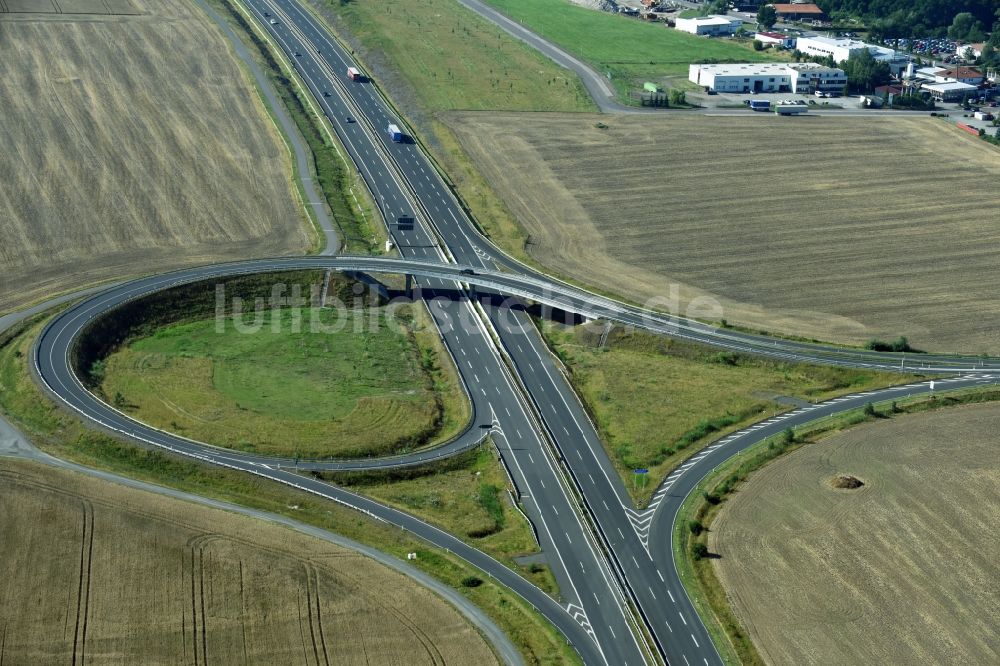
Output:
[{"xmin": 25, "ymin": 2, "xmax": 1000, "ymax": 665}]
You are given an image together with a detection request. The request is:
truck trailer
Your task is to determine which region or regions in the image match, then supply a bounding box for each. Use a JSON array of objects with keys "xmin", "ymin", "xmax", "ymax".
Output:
[
  {"xmin": 347, "ymin": 67, "xmax": 361, "ymax": 81},
  {"xmin": 387, "ymin": 123, "xmax": 404, "ymax": 142},
  {"xmin": 775, "ymin": 100, "xmax": 808, "ymax": 115}
]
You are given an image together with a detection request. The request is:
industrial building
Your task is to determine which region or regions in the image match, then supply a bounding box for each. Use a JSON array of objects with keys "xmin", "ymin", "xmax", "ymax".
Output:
[
  {"xmin": 933, "ymin": 67, "xmax": 985, "ymax": 85},
  {"xmin": 921, "ymin": 81, "xmax": 979, "ymax": 102},
  {"xmin": 688, "ymin": 62, "xmax": 847, "ymax": 94},
  {"xmin": 754, "ymin": 31, "xmax": 796, "ymax": 49},
  {"xmin": 955, "ymin": 42, "xmax": 985, "ymax": 59},
  {"xmin": 772, "ymin": 3, "xmax": 826, "ymax": 21},
  {"xmin": 674, "ymin": 15, "xmax": 742, "ymax": 36},
  {"xmin": 796, "ymin": 35, "xmax": 897, "ymax": 64}
]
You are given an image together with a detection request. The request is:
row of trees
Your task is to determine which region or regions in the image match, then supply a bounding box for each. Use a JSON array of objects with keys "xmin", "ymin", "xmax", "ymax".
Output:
[{"xmin": 816, "ymin": 1, "xmax": 998, "ymax": 36}]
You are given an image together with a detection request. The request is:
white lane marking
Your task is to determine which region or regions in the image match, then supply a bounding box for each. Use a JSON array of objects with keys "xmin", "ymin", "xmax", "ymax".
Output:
[
  {"xmin": 679, "ymin": 612, "xmax": 688, "ymax": 626},
  {"xmin": 691, "ymin": 634, "xmax": 700, "ymax": 648},
  {"xmin": 668, "ymin": 590, "xmax": 675, "ymax": 603}
]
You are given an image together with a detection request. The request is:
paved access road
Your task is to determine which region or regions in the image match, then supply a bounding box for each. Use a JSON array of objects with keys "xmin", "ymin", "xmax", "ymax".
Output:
[{"xmin": 26, "ymin": 2, "xmax": 1000, "ymax": 666}]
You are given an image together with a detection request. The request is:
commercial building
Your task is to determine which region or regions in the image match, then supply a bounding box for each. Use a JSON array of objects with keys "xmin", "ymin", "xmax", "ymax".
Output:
[
  {"xmin": 934, "ymin": 67, "xmax": 985, "ymax": 86},
  {"xmin": 674, "ymin": 15, "xmax": 742, "ymax": 36},
  {"xmin": 688, "ymin": 62, "xmax": 846, "ymax": 93},
  {"xmin": 754, "ymin": 31, "xmax": 795, "ymax": 49},
  {"xmin": 921, "ymin": 81, "xmax": 978, "ymax": 102},
  {"xmin": 796, "ymin": 35, "xmax": 896, "ymax": 64},
  {"xmin": 955, "ymin": 43, "xmax": 985, "ymax": 59},
  {"xmin": 772, "ymin": 3, "xmax": 826, "ymax": 21}
]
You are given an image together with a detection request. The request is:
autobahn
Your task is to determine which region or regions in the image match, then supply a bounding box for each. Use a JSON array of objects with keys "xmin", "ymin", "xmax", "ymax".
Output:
[{"xmin": 27, "ymin": 2, "xmax": 1000, "ymax": 666}]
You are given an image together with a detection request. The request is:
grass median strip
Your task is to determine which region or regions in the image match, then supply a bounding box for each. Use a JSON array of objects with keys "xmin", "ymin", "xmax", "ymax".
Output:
[
  {"xmin": 316, "ymin": 442, "xmax": 561, "ymax": 598},
  {"xmin": 538, "ymin": 320, "xmax": 919, "ymax": 506}
]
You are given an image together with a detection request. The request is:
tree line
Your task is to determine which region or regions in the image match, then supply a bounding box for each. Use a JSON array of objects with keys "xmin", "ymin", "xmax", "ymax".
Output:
[{"xmin": 815, "ymin": 0, "xmax": 999, "ymax": 39}]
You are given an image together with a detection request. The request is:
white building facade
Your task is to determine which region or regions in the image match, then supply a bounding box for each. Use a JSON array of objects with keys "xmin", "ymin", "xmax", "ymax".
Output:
[
  {"xmin": 689, "ymin": 62, "xmax": 847, "ymax": 93},
  {"xmin": 674, "ymin": 15, "xmax": 742, "ymax": 36},
  {"xmin": 754, "ymin": 31, "xmax": 796, "ymax": 49}
]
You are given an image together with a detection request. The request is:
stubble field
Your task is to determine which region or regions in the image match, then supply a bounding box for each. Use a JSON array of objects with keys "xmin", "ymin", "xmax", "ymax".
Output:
[
  {"xmin": 0, "ymin": 457, "xmax": 498, "ymax": 665},
  {"xmin": 709, "ymin": 404, "xmax": 1000, "ymax": 665},
  {"xmin": 449, "ymin": 113, "xmax": 1000, "ymax": 353},
  {"xmin": 0, "ymin": 0, "xmax": 309, "ymax": 314}
]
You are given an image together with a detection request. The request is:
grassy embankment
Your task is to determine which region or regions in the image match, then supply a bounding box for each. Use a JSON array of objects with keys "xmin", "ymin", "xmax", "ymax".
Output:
[
  {"xmin": 212, "ymin": 0, "xmax": 379, "ymax": 253},
  {"xmin": 0, "ymin": 314, "xmax": 580, "ymax": 665},
  {"xmin": 673, "ymin": 386, "xmax": 1000, "ymax": 665},
  {"xmin": 483, "ymin": 0, "xmax": 782, "ymax": 96},
  {"xmin": 538, "ymin": 320, "xmax": 920, "ymax": 506},
  {"xmin": 322, "ymin": 444, "xmax": 560, "ymax": 597}
]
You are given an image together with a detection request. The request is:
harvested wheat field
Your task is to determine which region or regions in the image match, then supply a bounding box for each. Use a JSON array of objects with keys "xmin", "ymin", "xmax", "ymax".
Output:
[
  {"xmin": 0, "ymin": 458, "xmax": 498, "ymax": 664},
  {"xmin": 449, "ymin": 112, "xmax": 1000, "ymax": 352},
  {"xmin": 709, "ymin": 404, "xmax": 1000, "ymax": 665},
  {"xmin": 0, "ymin": 0, "xmax": 310, "ymax": 314}
]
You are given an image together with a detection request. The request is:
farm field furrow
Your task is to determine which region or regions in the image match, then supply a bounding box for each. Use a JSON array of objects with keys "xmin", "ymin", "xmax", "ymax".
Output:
[
  {"xmin": 0, "ymin": 458, "xmax": 499, "ymax": 665},
  {"xmin": 450, "ymin": 112, "xmax": 1000, "ymax": 352},
  {"xmin": 709, "ymin": 403, "xmax": 1000, "ymax": 665},
  {"xmin": 0, "ymin": 0, "xmax": 309, "ymax": 314}
]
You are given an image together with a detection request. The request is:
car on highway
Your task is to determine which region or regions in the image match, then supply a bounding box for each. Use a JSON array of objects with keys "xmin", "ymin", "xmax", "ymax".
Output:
[
  {"xmin": 345, "ymin": 116, "xmax": 354, "ymax": 123},
  {"xmin": 269, "ymin": 19, "xmax": 277, "ymax": 25}
]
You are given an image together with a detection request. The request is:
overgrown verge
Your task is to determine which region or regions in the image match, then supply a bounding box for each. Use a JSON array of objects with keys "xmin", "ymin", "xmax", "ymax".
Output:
[
  {"xmin": 1, "ymin": 316, "xmax": 580, "ymax": 665},
  {"xmin": 537, "ymin": 319, "xmax": 919, "ymax": 506},
  {"xmin": 316, "ymin": 442, "xmax": 560, "ymax": 597},
  {"xmin": 212, "ymin": 0, "xmax": 378, "ymax": 253},
  {"xmin": 675, "ymin": 387, "xmax": 1000, "ymax": 665}
]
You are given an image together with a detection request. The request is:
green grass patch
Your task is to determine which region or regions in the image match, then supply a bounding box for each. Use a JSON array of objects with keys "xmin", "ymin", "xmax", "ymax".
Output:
[
  {"xmin": 320, "ymin": 442, "xmax": 560, "ymax": 597},
  {"xmin": 482, "ymin": 0, "xmax": 783, "ymax": 97},
  {"xmin": 212, "ymin": 0, "xmax": 379, "ymax": 253},
  {"xmin": 77, "ymin": 271, "xmax": 468, "ymax": 459},
  {"xmin": 0, "ymin": 316, "xmax": 579, "ymax": 665},
  {"xmin": 539, "ymin": 320, "xmax": 921, "ymax": 506},
  {"xmin": 674, "ymin": 386, "xmax": 1000, "ymax": 666},
  {"xmin": 101, "ymin": 302, "xmax": 465, "ymax": 458},
  {"xmin": 310, "ymin": 0, "xmax": 593, "ymax": 112}
]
